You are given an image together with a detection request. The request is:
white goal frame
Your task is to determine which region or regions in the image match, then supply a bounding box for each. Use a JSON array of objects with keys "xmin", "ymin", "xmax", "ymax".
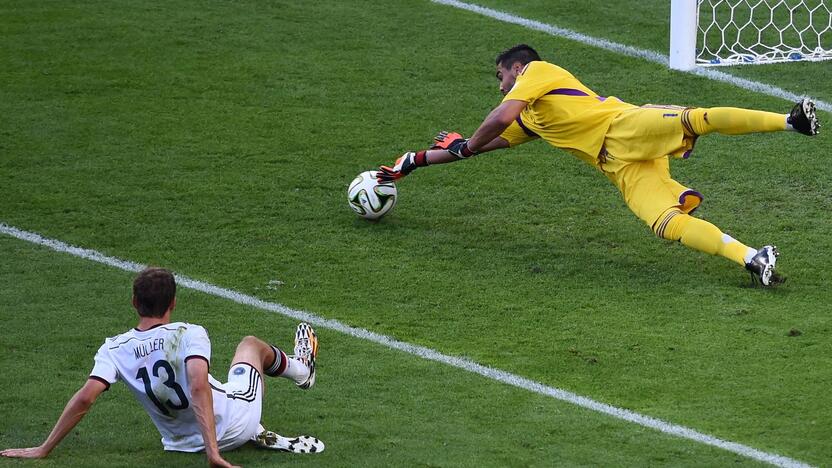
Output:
[{"xmin": 670, "ymin": 0, "xmax": 832, "ymax": 70}]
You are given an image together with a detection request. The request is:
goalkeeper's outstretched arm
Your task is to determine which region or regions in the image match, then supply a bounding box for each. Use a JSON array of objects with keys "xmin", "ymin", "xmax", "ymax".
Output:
[
  {"xmin": 425, "ymin": 136, "xmax": 510, "ymax": 165},
  {"xmin": 376, "ymin": 136, "xmax": 509, "ymax": 182},
  {"xmin": 376, "ymin": 99, "xmax": 526, "ymax": 182},
  {"xmin": 429, "ymin": 99, "xmax": 527, "ymax": 160},
  {"xmin": 467, "ymin": 99, "xmax": 528, "ymax": 152}
]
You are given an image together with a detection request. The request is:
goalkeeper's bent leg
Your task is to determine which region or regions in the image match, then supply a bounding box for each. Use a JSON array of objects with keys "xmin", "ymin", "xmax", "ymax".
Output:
[
  {"xmin": 653, "ymin": 208, "xmax": 756, "ymax": 266},
  {"xmin": 684, "ymin": 107, "xmax": 786, "ymax": 136}
]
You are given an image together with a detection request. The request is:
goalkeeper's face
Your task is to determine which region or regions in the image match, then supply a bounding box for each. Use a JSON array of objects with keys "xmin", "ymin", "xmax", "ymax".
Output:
[{"xmin": 495, "ymin": 62, "xmax": 523, "ymax": 96}]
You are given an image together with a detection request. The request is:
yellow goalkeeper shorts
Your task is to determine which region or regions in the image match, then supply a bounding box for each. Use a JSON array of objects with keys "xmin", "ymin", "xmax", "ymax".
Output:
[
  {"xmin": 601, "ymin": 155, "xmax": 702, "ymax": 228},
  {"xmin": 599, "ymin": 105, "xmax": 702, "ymax": 228},
  {"xmin": 603, "ymin": 105, "xmax": 698, "ymax": 162}
]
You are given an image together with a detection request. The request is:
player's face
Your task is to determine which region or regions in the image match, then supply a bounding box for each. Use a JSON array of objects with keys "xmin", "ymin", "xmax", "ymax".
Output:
[{"xmin": 496, "ymin": 62, "xmax": 522, "ymax": 95}]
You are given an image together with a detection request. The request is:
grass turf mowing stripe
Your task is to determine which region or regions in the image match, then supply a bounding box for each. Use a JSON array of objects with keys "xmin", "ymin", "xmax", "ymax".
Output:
[
  {"xmin": 0, "ymin": 222, "xmax": 813, "ymax": 468},
  {"xmin": 431, "ymin": 0, "xmax": 832, "ymax": 113}
]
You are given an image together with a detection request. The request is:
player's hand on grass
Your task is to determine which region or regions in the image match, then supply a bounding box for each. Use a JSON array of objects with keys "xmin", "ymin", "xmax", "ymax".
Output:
[
  {"xmin": 0, "ymin": 446, "xmax": 50, "ymax": 459},
  {"xmin": 377, "ymin": 151, "xmax": 426, "ymax": 182},
  {"xmin": 208, "ymin": 454, "xmax": 240, "ymax": 468}
]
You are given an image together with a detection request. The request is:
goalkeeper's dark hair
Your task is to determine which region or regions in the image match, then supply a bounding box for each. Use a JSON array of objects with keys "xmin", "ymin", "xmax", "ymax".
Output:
[
  {"xmin": 133, "ymin": 267, "xmax": 176, "ymax": 318},
  {"xmin": 495, "ymin": 44, "xmax": 541, "ymax": 68}
]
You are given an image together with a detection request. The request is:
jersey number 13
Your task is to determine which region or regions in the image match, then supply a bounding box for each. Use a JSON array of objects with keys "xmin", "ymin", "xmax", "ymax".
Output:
[{"xmin": 136, "ymin": 359, "xmax": 190, "ymax": 416}]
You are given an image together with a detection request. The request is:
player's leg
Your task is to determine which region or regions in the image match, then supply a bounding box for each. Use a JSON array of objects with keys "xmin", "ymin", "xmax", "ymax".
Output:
[
  {"xmin": 602, "ymin": 101, "xmax": 818, "ymax": 167},
  {"xmin": 230, "ymin": 323, "xmax": 317, "ymax": 388},
  {"xmin": 245, "ymin": 324, "xmax": 324, "ymax": 454},
  {"xmin": 215, "ymin": 323, "xmax": 320, "ymax": 451},
  {"xmin": 655, "ymin": 208, "xmax": 783, "ymax": 286},
  {"xmin": 654, "ymin": 207, "xmax": 753, "ymax": 265},
  {"xmin": 609, "ymin": 159, "xmax": 783, "ymax": 285},
  {"xmin": 639, "ymin": 158, "xmax": 754, "ymax": 265},
  {"xmin": 684, "ymin": 99, "xmax": 819, "ymax": 136}
]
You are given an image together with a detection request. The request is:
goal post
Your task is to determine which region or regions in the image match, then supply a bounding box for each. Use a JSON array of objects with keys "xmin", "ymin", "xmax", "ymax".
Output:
[
  {"xmin": 670, "ymin": 0, "xmax": 699, "ymax": 70},
  {"xmin": 669, "ymin": 0, "xmax": 832, "ymax": 70}
]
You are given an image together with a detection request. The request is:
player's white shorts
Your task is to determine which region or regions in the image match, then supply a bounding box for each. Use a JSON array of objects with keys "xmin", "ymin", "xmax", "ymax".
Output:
[{"xmin": 215, "ymin": 363, "xmax": 264, "ymax": 450}]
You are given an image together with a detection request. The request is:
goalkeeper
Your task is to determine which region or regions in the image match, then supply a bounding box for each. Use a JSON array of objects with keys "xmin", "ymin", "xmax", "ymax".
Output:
[{"xmin": 377, "ymin": 44, "xmax": 821, "ymax": 287}]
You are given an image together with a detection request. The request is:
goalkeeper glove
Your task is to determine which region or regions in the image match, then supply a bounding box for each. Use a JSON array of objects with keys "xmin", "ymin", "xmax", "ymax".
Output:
[
  {"xmin": 432, "ymin": 130, "xmax": 476, "ymax": 158},
  {"xmin": 432, "ymin": 131, "xmax": 464, "ymax": 149},
  {"xmin": 377, "ymin": 150, "xmax": 428, "ymax": 182}
]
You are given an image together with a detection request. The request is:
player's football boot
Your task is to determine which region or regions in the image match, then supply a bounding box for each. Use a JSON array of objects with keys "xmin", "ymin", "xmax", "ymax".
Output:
[
  {"xmin": 745, "ymin": 245, "xmax": 785, "ymax": 287},
  {"xmin": 293, "ymin": 322, "xmax": 318, "ymax": 389},
  {"xmin": 787, "ymin": 98, "xmax": 819, "ymax": 136},
  {"xmin": 252, "ymin": 424, "xmax": 325, "ymax": 453}
]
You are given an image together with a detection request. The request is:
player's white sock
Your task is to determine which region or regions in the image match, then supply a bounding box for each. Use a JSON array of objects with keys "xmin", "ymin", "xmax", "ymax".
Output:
[
  {"xmin": 265, "ymin": 345, "xmax": 310, "ymax": 383},
  {"xmin": 743, "ymin": 246, "xmax": 758, "ymax": 264},
  {"xmin": 265, "ymin": 345, "xmax": 287, "ymax": 376},
  {"xmin": 279, "ymin": 357, "xmax": 311, "ymax": 385}
]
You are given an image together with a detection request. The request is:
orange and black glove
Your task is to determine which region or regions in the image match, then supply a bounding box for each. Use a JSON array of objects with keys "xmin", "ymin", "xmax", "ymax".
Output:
[
  {"xmin": 432, "ymin": 131, "xmax": 476, "ymax": 158},
  {"xmin": 377, "ymin": 151, "xmax": 428, "ymax": 183}
]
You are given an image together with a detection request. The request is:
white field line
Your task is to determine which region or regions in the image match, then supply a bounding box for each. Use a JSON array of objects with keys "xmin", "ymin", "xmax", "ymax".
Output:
[
  {"xmin": 0, "ymin": 222, "xmax": 814, "ymax": 468},
  {"xmin": 431, "ymin": 0, "xmax": 832, "ymax": 113}
]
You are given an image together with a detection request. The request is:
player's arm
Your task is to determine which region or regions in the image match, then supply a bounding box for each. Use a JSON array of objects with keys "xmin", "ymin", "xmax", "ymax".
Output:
[
  {"xmin": 466, "ymin": 99, "xmax": 528, "ymax": 153},
  {"xmin": 377, "ymin": 136, "xmax": 508, "ymax": 182},
  {"xmin": 429, "ymin": 99, "xmax": 528, "ymax": 159},
  {"xmin": 0, "ymin": 378, "xmax": 107, "ymax": 459},
  {"xmin": 425, "ymin": 135, "xmax": 510, "ymax": 164},
  {"xmin": 186, "ymin": 357, "xmax": 239, "ymax": 468},
  {"xmin": 377, "ymin": 100, "xmax": 526, "ymax": 182}
]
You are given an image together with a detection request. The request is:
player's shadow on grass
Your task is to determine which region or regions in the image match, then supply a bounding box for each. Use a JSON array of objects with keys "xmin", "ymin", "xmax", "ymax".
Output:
[{"xmin": 368, "ymin": 209, "xmax": 787, "ymax": 292}]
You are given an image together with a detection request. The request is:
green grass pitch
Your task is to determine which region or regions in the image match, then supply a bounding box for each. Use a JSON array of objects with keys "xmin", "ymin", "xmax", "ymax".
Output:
[{"xmin": 1, "ymin": 1, "xmax": 830, "ymax": 466}]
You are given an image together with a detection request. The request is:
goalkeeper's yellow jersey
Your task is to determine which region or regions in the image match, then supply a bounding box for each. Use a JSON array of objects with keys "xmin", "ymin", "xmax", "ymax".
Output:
[{"xmin": 502, "ymin": 61, "xmax": 636, "ymax": 167}]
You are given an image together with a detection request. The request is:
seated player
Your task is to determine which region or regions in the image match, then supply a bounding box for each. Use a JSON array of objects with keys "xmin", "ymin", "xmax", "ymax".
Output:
[
  {"xmin": 0, "ymin": 267, "xmax": 321, "ymax": 466},
  {"xmin": 378, "ymin": 44, "xmax": 821, "ymax": 287}
]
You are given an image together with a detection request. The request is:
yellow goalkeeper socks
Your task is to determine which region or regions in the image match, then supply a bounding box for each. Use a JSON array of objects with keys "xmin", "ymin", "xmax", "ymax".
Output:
[
  {"xmin": 684, "ymin": 107, "xmax": 787, "ymax": 136},
  {"xmin": 657, "ymin": 209, "xmax": 756, "ymax": 266}
]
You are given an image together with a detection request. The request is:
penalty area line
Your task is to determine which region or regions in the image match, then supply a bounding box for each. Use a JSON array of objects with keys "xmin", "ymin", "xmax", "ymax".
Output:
[
  {"xmin": 0, "ymin": 222, "xmax": 813, "ymax": 468},
  {"xmin": 430, "ymin": 0, "xmax": 832, "ymax": 113}
]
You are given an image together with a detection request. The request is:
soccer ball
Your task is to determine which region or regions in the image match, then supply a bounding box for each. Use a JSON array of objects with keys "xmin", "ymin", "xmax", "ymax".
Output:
[{"xmin": 347, "ymin": 171, "xmax": 397, "ymax": 220}]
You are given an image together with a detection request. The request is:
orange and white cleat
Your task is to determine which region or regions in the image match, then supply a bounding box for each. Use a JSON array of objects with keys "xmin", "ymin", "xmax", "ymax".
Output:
[{"xmin": 293, "ymin": 323, "xmax": 318, "ymax": 389}]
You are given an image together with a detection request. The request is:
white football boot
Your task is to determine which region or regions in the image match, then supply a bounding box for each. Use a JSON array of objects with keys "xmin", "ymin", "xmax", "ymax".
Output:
[{"xmin": 293, "ymin": 323, "xmax": 318, "ymax": 389}]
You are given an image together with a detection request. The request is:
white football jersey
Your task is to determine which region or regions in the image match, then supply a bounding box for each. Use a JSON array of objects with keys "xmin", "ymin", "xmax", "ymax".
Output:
[{"xmin": 90, "ymin": 322, "xmax": 229, "ymax": 452}]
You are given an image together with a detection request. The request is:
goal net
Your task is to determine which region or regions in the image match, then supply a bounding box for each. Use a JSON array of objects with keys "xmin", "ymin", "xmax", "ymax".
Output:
[{"xmin": 670, "ymin": 0, "xmax": 832, "ymax": 69}]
